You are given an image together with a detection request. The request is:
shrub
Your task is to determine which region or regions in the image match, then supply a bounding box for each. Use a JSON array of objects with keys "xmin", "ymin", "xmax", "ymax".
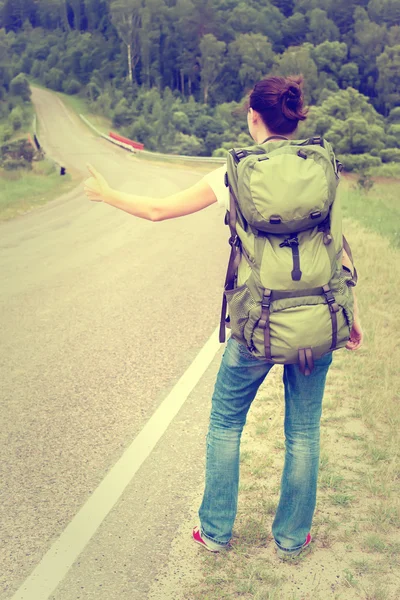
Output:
[
  {"xmin": 2, "ymin": 158, "xmax": 31, "ymax": 170},
  {"xmin": 387, "ymin": 124, "xmax": 400, "ymax": 145},
  {"xmin": 0, "ymin": 139, "xmax": 35, "ymax": 162},
  {"xmin": 339, "ymin": 153, "xmax": 382, "ymax": 172},
  {"xmin": 86, "ymin": 81, "xmax": 101, "ymax": 103},
  {"xmin": 205, "ymin": 132, "xmax": 223, "ymax": 155},
  {"xmin": 357, "ymin": 170, "xmax": 374, "ymax": 192},
  {"xmin": 388, "ymin": 107, "xmax": 400, "ymax": 123},
  {"xmin": 0, "ymin": 125, "xmax": 13, "ymax": 143},
  {"xmin": 129, "ymin": 116, "xmax": 155, "ymax": 145},
  {"xmin": 30, "ymin": 59, "xmax": 44, "ymax": 80},
  {"xmin": 369, "ymin": 163, "xmax": 400, "ymax": 178},
  {"xmin": 63, "ymin": 79, "xmax": 81, "ymax": 95},
  {"xmin": 193, "ymin": 115, "xmax": 224, "ymax": 139},
  {"xmin": 45, "ymin": 68, "xmax": 64, "ymax": 91},
  {"xmin": 172, "ymin": 111, "xmax": 191, "ymax": 134},
  {"xmin": 212, "ymin": 147, "xmax": 229, "ymax": 157},
  {"xmin": 170, "ymin": 133, "xmax": 204, "ymax": 156},
  {"xmin": 112, "ymin": 98, "xmax": 134, "ymax": 127},
  {"xmin": 9, "ymin": 106, "xmax": 24, "ymax": 131},
  {"xmin": 380, "ymin": 148, "xmax": 400, "ymax": 163},
  {"xmin": 10, "ymin": 74, "xmax": 31, "ymax": 102}
]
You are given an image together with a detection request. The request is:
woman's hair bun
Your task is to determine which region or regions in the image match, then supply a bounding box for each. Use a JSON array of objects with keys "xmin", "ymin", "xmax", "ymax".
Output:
[
  {"xmin": 283, "ymin": 83, "xmax": 301, "ymax": 104},
  {"xmin": 287, "ymin": 84, "xmax": 300, "ymax": 101}
]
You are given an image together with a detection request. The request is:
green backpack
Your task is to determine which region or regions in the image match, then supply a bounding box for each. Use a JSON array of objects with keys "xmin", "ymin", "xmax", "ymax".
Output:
[{"xmin": 219, "ymin": 135, "xmax": 357, "ymax": 375}]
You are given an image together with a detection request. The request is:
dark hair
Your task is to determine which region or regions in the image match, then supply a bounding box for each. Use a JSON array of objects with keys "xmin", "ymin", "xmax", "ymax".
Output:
[{"xmin": 249, "ymin": 75, "xmax": 308, "ymax": 135}]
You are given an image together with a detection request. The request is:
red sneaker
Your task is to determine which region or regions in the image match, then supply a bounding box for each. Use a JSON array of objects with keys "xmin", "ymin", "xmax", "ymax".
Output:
[
  {"xmin": 192, "ymin": 526, "xmax": 227, "ymax": 552},
  {"xmin": 276, "ymin": 532, "xmax": 312, "ymax": 559}
]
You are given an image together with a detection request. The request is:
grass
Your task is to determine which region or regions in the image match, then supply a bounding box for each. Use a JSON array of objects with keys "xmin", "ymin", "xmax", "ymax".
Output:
[
  {"xmin": 174, "ymin": 178, "xmax": 400, "ymax": 600},
  {"xmin": 339, "ymin": 178, "xmax": 400, "ymax": 247},
  {"xmin": 0, "ymin": 160, "xmax": 76, "ymax": 221}
]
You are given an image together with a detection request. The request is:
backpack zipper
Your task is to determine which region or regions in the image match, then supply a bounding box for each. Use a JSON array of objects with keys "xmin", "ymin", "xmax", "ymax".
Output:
[{"xmin": 279, "ymin": 235, "xmax": 302, "ymax": 281}]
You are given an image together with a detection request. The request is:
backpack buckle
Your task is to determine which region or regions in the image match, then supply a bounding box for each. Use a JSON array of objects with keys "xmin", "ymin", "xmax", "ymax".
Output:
[
  {"xmin": 322, "ymin": 285, "xmax": 340, "ymax": 313},
  {"xmin": 229, "ymin": 235, "xmax": 240, "ymax": 248},
  {"xmin": 232, "ymin": 149, "xmax": 247, "ymax": 163},
  {"xmin": 261, "ymin": 289, "xmax": 272, "ymax": 309},
  {"xmin": 311, "ymin": 136, "xmax": 324, "ymax": 147},
  {"xmin": 279, "ymin": 236, "xmax": 299, "ymax": 248}
]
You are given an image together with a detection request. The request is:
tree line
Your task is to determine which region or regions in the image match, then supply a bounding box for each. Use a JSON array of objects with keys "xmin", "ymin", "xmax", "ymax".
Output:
[{"xmin": 0, "ymin": 0, "xmax": 399, "ymax": 169}]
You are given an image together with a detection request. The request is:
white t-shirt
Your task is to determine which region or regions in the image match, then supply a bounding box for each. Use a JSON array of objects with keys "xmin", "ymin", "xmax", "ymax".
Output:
[{"xmin": 203, "ymin": 166, "xmax": 229, "ymax": 211}]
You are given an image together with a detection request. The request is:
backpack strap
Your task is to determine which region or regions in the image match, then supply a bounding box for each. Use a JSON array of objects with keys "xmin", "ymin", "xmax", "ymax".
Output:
[
  {"xmin": 219, "ymin": 174, "xmax": 242, "ymax": 343},
  {"xmin": 298, "ymin": 348, "xmax": 315, "ymax": 376},
  {"xmin": 258, "ymin": 289, "xmax": 272, "ymax": 360}
]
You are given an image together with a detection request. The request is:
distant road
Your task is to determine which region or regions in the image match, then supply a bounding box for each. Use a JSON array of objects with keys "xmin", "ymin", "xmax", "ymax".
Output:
[{"xmin": 0, "ymin": 87, "xmax": 228, "ymax": 599}]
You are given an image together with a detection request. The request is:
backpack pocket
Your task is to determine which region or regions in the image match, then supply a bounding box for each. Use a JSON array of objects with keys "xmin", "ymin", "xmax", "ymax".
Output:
[
  {"xmin": 337, "ymin": 267, "xmax": 355, "ymax": 329},
  {"xmin": 249, "ymin": 301, "xmax": 351, "ymax": 363},
  {"xmin": 224, "ymin": 283, "xmax": 258, "ymax": 346}
]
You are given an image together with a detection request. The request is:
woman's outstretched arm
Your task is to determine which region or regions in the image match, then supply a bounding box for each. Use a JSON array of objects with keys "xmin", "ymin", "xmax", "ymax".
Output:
[{"xmin": 84, "ymin": 164, "xmax": 218, "ymax": 221}]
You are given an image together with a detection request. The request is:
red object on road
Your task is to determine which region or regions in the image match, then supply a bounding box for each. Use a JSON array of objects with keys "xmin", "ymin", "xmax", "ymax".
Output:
[{"xmin": 109, "ymin": 132, "xmax": 144, "ymax": 151}]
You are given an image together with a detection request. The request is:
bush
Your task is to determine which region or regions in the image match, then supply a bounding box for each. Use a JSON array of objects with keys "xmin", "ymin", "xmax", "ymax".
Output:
[
  {"xmin": 63, "ymin": 79, "xmax": 81, "ymax": 95},
  {"xmin": 212, "ymin": 147, "xmax": 229, "ymax": 157},
  {"xmin": 172, "ymin": 111, "xmax": 191, "ymax": 134},
  {"xmin": 2, "ymin": 158, "xmax": 31, "ymax": 170},
  {"xmin": 1, "ymin": 139, "xmax": 35, "ymax": 162},
  {"xmin": 129, "ymin": 116, "xmax": 155, "ymax": 145},
  {"xmin": 9, "ymin": 106, "xmax": 24, "ymax": 131},
  {"xmin": 380, "ymin": 148, "xmax": 400, "ymax": 163},
  {"xmin": 388, "ymin": 107, "xmax": 400, "ymax": 123},
  {"xmin": 112, "ymin": 98, "xmax": 134, "ymax": 127},
  {"xmin": 357, "ymin": 170, "xmax": 374, "ymax": 192},
  {"xmin": 45, "ymin": 68, "xmax": 64, "ymax": 91},
  {"xmin": 0, "ymin": 125, "xmax": 13, "ymax": 143},
  {"xmin": 193, "ymin": 115, "xmax": 224, "ymax": 139},
  {"xmin": 339, "ymin": 153, "xmax": 382, "ymax": 172},
  {"xmin": 369, "ymin": 163, "xmax": 400, "ymax": 178},
  {"xmin": 387, "ymin": 124, "xmax": 400, "ymax": 145},
  {"xmin": 30, "ymin": 59, "xmax": 44, "ymax": 80},
  {"xmin": 86, "ymin": 81, "xmax": 101, "ymax": 103},
  {"xmin": 205, "ymin": 132, "xmax": 223, "ymax": 155},
  {"xmin": 10, "ymin": 74, "xmax": 31, "ymax": 102},
  {"xmin": 170, "ymin": 133, "xmax": 204, "ymax": 156}
]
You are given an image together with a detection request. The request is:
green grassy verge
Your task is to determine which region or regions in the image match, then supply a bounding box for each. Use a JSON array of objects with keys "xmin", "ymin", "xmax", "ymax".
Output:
[
  {"xmin": 339, "ymin": 178, "xmax": 400, "ymax": 248},
  {"xmin": 0, "ymin": 160, "xmax": 76, "ymax": 221}
]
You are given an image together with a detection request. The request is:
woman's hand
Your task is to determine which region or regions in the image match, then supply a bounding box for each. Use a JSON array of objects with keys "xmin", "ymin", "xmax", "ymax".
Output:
[
  {"xmin": 84, "ymin": 163, "xmax": 112, "ymax": 203},
  {"xmin": 346, "ymin": 319, "xmax": 363, "ymax": 351}
]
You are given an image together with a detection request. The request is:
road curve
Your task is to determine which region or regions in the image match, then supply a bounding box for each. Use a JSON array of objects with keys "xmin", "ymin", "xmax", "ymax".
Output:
[{"xmin": 0, "ymin": 88, "xmax": 228, "ymax": 599}]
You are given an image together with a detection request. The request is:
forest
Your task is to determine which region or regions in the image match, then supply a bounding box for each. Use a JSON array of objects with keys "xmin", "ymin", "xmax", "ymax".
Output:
[{"xmin": 0, "ymin": 0, "xmax": 400, "ymax": 169}]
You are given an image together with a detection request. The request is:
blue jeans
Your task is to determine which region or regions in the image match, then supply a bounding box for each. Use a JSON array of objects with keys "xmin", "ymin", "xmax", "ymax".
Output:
[{"xmin": 198, "ymin": 337, "xmax": 332, "ymax": 551}]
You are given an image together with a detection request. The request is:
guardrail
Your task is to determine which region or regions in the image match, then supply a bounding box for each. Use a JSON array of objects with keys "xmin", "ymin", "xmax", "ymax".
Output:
[
  {"xmin": 32, "ymin": 111, "xmax": 67, "ymax": 175},
  {"xmin": 78, "ymin": 114, "xmax": 226, "ymax": 164},
  {"xmin": 79, "ymin": 114, "xmax": 136, "ymax": 153},
  {"xmin": 139, "ymin": 150, "xmax": 226, "ymax": 164}
]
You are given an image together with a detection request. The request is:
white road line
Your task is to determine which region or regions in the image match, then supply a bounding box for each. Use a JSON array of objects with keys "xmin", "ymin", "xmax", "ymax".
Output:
[{"xmin": 11, "ymin": 327, "xmax": 223, "ymax": 600}]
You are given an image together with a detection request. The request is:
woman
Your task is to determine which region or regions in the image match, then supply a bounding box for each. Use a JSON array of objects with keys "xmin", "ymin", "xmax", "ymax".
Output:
[{"xmin": 84, "ymin": 75, "xmax": 363, "ymax": 559}]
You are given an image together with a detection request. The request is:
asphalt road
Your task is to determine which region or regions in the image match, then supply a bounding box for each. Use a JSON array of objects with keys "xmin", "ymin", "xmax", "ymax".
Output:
[{"xmin": 0, "ymin": 88, "xmax": 229, "ymax": 599}]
